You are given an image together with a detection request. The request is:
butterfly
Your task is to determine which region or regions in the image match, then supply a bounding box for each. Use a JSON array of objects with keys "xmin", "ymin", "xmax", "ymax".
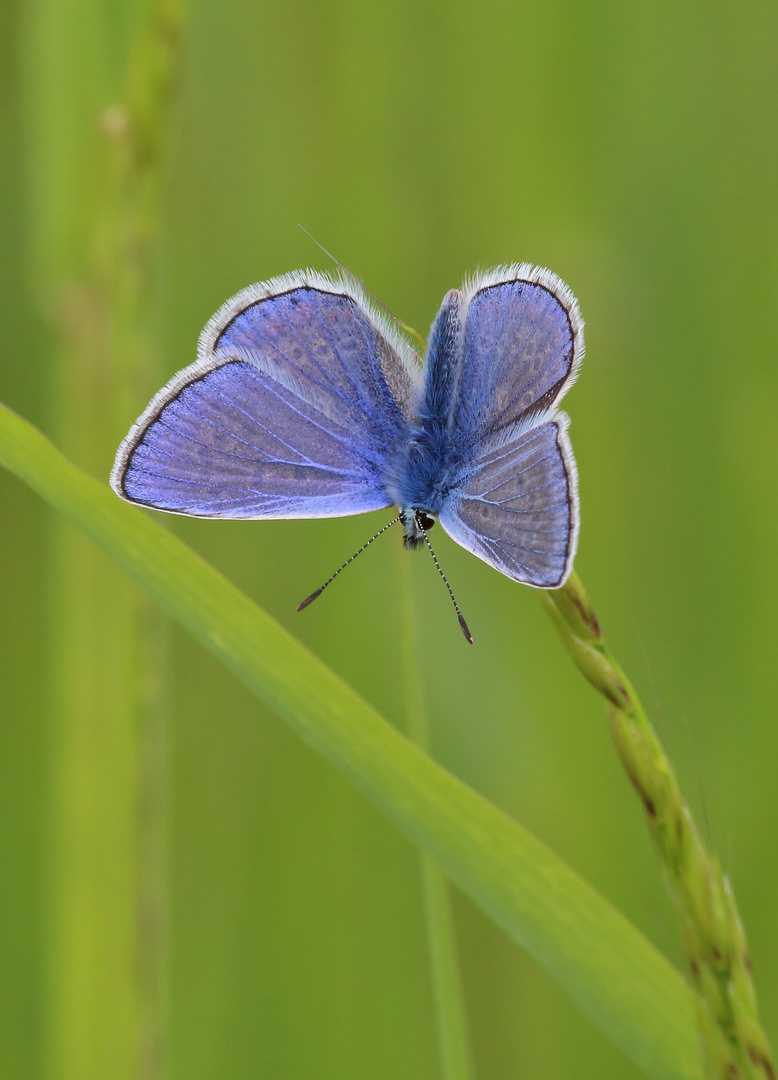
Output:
[{"xmin": 111, "ymin": 264, "xmax": 583, "ymax": 641}]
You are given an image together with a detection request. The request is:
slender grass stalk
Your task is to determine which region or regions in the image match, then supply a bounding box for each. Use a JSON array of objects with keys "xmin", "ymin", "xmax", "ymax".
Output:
[
  {"xmin": 0, "ymin": 403, "xmax": 703, "ymax": 1080},
  {"xmin": 541, "ymin": 573, "xmax": 775, "ymax": 1080},
  {"xmin": 400, "ymin": 551, "xmax": 475, "ymax": 1080},
  {"xmin": 24, "ymin": 1, "xmax": 184, "ymax": 1076}
]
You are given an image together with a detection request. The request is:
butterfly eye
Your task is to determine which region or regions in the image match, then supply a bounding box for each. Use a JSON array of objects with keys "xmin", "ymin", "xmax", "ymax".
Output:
[{"xmin": 416, "ymin": 512, "xmax": 436, "ymax": 532}]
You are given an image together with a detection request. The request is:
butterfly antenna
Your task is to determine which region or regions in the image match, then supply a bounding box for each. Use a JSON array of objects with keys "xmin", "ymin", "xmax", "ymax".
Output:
[
  {"xmin": 297, "ymin": 224, "xmax": 427, "ymax": 354},
  {"xmin": 296, "ymin": 515, "xmax": 401, "ymax": 612},
  {"xmin": 415, "ymin": 514, "xmax": 474, "ymax": 644}
]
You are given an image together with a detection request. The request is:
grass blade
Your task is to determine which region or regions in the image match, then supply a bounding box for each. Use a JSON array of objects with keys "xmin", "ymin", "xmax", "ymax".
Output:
[{"xmin": 0, "ymin": 402, "xmax": 702, "ymax": 1080}]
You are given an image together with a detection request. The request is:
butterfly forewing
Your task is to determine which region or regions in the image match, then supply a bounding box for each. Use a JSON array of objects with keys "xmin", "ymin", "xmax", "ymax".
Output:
[
  {"xmin": 111, "ymin": 272, "xmax": 419, "ymax": 519},
  {"xmin": 452, "ymin": 265, "xmax": 583, "ymax": 447}
]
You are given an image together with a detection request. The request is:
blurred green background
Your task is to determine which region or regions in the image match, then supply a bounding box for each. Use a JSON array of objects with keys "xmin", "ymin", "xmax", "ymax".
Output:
[{"xmin": 2, "ymin": 0, "xmax": 777, "ymax": 1077}]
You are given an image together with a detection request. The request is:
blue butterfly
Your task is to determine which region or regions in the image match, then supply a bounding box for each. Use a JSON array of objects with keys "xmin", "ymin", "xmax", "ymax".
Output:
[{"xmin": 111, "ymin": 264, "xmax": 583, "ymax": 641}]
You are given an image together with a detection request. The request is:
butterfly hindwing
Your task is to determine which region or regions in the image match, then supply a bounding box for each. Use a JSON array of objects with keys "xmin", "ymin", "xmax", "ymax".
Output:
[
  {"xmin": 111, "ymin": 271, "xmax": 420, "ymax": 518},
  {"xmin": 438, "ymin": 416, "xmax": 578, "ymax": 588}
]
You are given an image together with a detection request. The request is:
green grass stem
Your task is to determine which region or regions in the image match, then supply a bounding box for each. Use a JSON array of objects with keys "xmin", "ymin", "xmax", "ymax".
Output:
[
  {"xmin": 23, "ymin": 1, "xmax": 184, "ymax": 1076},
  {"xmin": 541, "ymin": 574, "xmax": 775, "ymax": 1080},
  {"xmin": 400, "ymin": 553, "xmax": 475, "ymax": 1080},
  {"xmin": 0, "ymin": 402, "xmax": 703, "ymax": 1080}
]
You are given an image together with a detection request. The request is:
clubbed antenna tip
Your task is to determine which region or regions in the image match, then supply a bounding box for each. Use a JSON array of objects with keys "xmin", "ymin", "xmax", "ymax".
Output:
[
  {"xmin": 458, "ymin": 612, "xmax": 474, "ymax": 644},
  {"xmin": 296, "ymin": 588, "xmax": 323, "ymax": 612}
]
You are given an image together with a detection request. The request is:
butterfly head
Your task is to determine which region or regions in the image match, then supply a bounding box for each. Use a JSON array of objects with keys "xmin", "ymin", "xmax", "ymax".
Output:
[{"xmin": 400, "ymin": 508, "xmax": 437, "ymax": 550}]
